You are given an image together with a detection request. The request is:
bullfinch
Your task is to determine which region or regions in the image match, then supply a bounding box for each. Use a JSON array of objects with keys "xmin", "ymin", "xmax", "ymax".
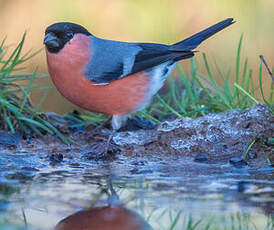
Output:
[{"xmin": 44, "ymin": 18, "xmax": 234, "ymax": 150}]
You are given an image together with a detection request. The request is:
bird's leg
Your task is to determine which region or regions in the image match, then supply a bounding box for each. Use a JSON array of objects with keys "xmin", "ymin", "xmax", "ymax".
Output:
[
  {"xmin": 93, "ymin": 116, "xmax": 112, "ymax": 133},
  {"xmin": 92, "ymin": 115, "xmax": 125, "ymax": 160},
  {"xmin": 103, "ymin": 114, "xmax": 126, "ymax": 153},
  {"xmin": 107, "ymin": 178, "xmax": 120, "ymax": 207},
  {"xmin": 86, "ymin": 116, "xmax": 112, "ymax": 140},
  {"xmin": 103, "ymin": 129, "xmax": 116, "ymax": 154},
  {"xmin": 93, "ymin": 129, "xmax": 118, "ymax": 160}
]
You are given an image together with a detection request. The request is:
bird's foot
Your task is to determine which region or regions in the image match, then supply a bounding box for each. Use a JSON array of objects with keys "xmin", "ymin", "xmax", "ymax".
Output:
[
  {"xmin": 84, "ymin": 141, "xmax": 120, "ymax": 161},
  {"xmin": 84, "ymin": 130, "xmax": 120, "ymax": 160}
]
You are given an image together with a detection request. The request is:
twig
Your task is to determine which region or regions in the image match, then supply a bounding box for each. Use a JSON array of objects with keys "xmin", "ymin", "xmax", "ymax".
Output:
[{"xmin": 259, "ymin": 55, "xmax": 274, "ymax": 82}]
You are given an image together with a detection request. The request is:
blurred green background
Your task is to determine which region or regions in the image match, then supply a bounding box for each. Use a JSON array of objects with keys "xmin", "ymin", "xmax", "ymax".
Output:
[{"xmin": 0, "ymin": 0, "xmax": 273, "ymax": 114}]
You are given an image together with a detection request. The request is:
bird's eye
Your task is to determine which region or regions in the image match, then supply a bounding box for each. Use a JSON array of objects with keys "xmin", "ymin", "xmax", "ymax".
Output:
[{"xmin": 67, "ymin": 32, "xmax": 74, "ymax": 39}]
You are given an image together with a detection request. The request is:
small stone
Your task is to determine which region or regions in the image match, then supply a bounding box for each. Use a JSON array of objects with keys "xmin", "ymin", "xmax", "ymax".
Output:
[
  {"xmin": 194, "ymin": 154, "xmax": 208, "ymax": 163},
  {"xmin": 130, "ymin": 168, "xmax": 153, "ymax": 174},
  {"xmin": 229, "ymin": 157, "xmax": 247, "ymax": 167},
  {"xmin": 119, "ymin": 117, "xmax": 156, "ymax": 131},
  {"xmin": 237, "ymin": 181, "xmax": 250, "ymax": 192},
  {"xmin": 49, "ymin": 153, "xmax": 63, "ymax": 163}
]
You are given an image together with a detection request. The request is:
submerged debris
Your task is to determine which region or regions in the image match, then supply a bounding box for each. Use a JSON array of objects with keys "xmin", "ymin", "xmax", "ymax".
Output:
[
  {"xmin": 49, "ymin": 153, "xmax": 64, "ymax": 164},
  {"xmin": 194, "ymin": 153, "xmax": 209, "ymax": 163}
]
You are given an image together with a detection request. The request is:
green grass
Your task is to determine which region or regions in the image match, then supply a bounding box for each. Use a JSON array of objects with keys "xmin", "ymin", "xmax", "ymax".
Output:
[
  {"xmin": 0, "ymin": 33, "xmax": 68, "ymax": 143},
  {"xmin": 139, "ymin": 36, "xmax": 273, "ymax": 122}
]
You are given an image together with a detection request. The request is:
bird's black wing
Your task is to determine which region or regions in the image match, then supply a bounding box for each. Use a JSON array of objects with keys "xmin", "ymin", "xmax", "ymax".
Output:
[
  {"xmin": 129, "ymin": 43, "xmax": 193, "ymax": 75},
  {"xmin": 85, "ymin": 39, "xmax": 193, "ymax": 85}
]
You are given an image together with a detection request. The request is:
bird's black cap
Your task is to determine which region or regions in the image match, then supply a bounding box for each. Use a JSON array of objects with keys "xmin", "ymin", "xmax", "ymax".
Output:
[
  {"xmin": 44, "ymin": 22, "xmax": 91, "ymax": 53},
  {"xmin": 45, "ymin": 22, "xmax": 91, "ymax": 36}
]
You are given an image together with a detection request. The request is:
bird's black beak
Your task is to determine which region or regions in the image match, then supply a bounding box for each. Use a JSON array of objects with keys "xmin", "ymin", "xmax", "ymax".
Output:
[{"xmin": 44, "ymin": 33, "xmax": 60, "ymax": 48}]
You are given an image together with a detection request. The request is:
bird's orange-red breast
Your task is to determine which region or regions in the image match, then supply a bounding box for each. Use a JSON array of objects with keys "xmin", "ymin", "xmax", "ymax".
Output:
[{"xmin": 44, "ymin": 19, "xmax": 234, "ymax": 130}]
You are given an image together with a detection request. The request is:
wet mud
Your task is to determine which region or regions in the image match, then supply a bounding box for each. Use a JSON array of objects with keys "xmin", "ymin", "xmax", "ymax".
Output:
[{"xmin": 0, "ymin": 104, "xmax": 273, "ymax": 229}]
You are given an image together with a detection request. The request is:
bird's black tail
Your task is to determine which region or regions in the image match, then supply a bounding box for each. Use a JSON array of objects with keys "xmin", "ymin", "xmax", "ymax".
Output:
[{"xmin": 170, "ymin": 18, "xmax": 234, "ymax": 51}]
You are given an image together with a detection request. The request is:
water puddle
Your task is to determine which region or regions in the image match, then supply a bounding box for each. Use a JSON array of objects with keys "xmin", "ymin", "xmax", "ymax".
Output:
[{"xmin": 0, "ymin": 147, "xmax": 273, "ymax": 230}]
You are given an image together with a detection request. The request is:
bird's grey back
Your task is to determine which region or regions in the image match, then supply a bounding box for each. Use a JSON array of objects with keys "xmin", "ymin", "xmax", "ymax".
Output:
[{"xmin": 85, "ymin": 35, "xmax": 142, "ymax": 84}]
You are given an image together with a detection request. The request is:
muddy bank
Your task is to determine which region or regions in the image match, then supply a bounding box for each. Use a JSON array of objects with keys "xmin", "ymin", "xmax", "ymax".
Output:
[
  {"xmin": 113, "ymin": 104, "xmax": 273, "ymax": 165},
  {"xmin": 0, "ymin": 104, "xmax": 273, "ymax": 167}
]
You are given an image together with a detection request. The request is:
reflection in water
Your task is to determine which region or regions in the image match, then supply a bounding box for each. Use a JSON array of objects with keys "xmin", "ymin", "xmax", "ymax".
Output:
[
  {"xmin": 0, "ymin": 148, "xmax": 273, "ymax": 229},
  {"xmin": 55, "ymin": 182, "xmax": 153, "ymax": 230},
  {"xmin": 55, "ymin": 206, "xmax": 152, "ymax": 230}
]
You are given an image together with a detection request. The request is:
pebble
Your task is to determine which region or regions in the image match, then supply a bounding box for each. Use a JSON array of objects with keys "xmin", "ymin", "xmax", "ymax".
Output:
[
  {"xmin": 130, "ymin": 168, "xmax": 153, "ymax": 174},
  {"xmin": 194, "ymin": 154, "xmax": 208, "ymax": 163},
  {"xmin": 229, "ymin": 157, "xmax": 247, "ymax": 167},
  {"xmin": 119, "ymin": 117, "xmax": 156, "ymax": 131},
  {"xmin": 49, "ymin": 153, "xmax": 64, "ymax": 163},
  {"xmin": 237, "ymin": 181, "xmax": 250, "ymax": 192}
]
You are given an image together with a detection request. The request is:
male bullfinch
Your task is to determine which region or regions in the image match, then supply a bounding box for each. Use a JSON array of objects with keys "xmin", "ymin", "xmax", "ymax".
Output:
[{"xmin": 44, "ymin": 18, "xmax": 234, "ymax": 151}]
